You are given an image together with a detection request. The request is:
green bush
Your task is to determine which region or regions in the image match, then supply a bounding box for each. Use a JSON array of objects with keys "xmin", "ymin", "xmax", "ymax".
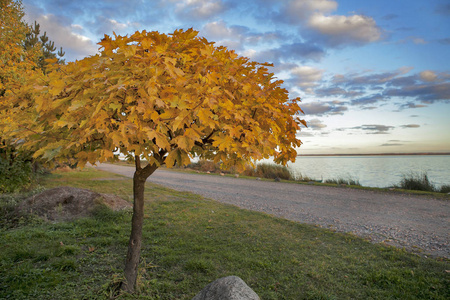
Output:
[
  {"xmin": 253, "ymin": 163, "xmax": 293, "ymax": 180},
  {"xmin": 438, "ymin": 184, "xmax": 450, "ymax": 193},
  {"xmin": 0, "ymin": 156, "xmax": 33, "ymax": 193},
  {"xmin": 395, "ymin": 172, "xmax": 435, "ymax": 192}
]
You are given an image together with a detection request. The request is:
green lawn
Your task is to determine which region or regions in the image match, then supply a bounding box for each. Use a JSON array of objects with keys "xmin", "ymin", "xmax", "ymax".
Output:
[{"xmin": 0, "ymin": 168, "xmax": 448, "ymax": 299}]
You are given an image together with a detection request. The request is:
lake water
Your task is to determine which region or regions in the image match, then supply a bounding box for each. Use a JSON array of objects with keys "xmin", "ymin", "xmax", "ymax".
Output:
[{"xmin": 276, "ymin": 155, "xmax": 450, "ymax": 188}]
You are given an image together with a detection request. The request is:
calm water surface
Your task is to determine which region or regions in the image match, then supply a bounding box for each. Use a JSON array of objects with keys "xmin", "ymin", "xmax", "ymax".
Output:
[{"xmin": 282, "ymin": 155, "xmax": 450, "ymax": 188}]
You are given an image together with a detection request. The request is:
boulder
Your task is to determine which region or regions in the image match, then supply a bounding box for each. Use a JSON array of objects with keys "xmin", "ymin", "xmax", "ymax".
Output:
[
  {"xmin": 192, "ymin": 276, "xmax": 260, "ymax": 300},
  {"xmin": 17, "ymin": 186, "xmax": 131, "ymax": 221}
]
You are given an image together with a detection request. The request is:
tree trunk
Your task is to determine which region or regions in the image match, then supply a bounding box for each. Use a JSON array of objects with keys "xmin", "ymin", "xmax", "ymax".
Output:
[{"xmin": 122, "ymin": 157, "xmax": 158, "ymax": 292}]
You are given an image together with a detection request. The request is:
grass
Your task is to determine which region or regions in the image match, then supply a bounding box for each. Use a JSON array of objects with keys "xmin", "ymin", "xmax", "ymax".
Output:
[
  {"xmin": 187, "ymin": 160, "xmax": 295, "ymax": 180},
  {"xmin": 394, "ymin": 172, "xmax": 450, "ymax": 193},
  {"xmin": 1, "ymin": 168, "xmax": 448, "ymax": 299},
  {"xmin": 324, "ymin": 177, "xmax": 361, "ymax": 186}
]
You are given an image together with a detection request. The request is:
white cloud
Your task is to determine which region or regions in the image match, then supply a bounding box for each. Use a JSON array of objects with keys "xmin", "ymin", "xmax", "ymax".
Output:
[
  {"xmin": 419, "ymin": 70, "xmax": 438, "ymax": 82},
  {"xmin": 290, "ymin": 66, "xmax": 324, "ymax": 93},
  {"xmin": 308, "ymin": 118, "xmax": 327, "ymax": 130},
  {"xmin": 23, "ymin": 5, "xmax": 98, "ymax": 61},
  {"xmin": 175, "ymin": 0, "xmax": 227, "ymax": 20},
  {"xmin": 308, "ymin": 13, "xmax": 381, "ymax": 46},
  {"xmin": 35, "ymin": 14, "xmax": 98, "ymax": 60},
  {"xmin": 284, "ymin": 0, "xmax": 337, "ymax": 21}
]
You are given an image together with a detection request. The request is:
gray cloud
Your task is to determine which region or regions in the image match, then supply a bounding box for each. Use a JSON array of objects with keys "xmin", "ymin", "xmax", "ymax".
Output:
[
  {"xmin": 315, "ymin": 87, "xmax": 364, "ymax": 98},
  {"xmin": 351, "ymin": 124, "xmax": 394, "ymax": 134},
  {"xmin": 301, "ymin": 101, "xmax": 348, "ymax": 116},
  {"xmin": 400, "ymin": 103, "xmax": 428, "ymax": 109},
  {"xmin": 438, "ymin": 38, "xmax": 450, "ymax": 45},
  {"xmin": 306, "ymin": 13, "xmax": 383, "ymax": 47},
  {"xmin": 380, "ymin": 143, "xmax": 403, "ymax": 146},
  {"xmin": 175, "ymin": 0, "xmax": 228, "ymax": 21},
  {"xmin": 435, "ymin": 3, "xmax": 450, "ymax": 16},
  {"xmin": 382, "ymin": 14, "xmax": 398, "ymax": 20},
  {"xmin": 351, "ymin": 94, "xmax": 385, "ymax": 106},
  {"xmin": 316, "ymin": 69, "xmax": 450, "ymax": 109},
  {"xmin": 254, "ymin": 42, "xmax": 325, "ymax": 64},
  {"xmin": 307, "ymin": 118, "xmax": 327, "ymax": 130},
  {"xmin": 400, "ymin": 124, "xmax": 420, "ymax": 128},
  {"xmin": 385, "ymin": 82, "xmax": 450, "ymax": 103}
]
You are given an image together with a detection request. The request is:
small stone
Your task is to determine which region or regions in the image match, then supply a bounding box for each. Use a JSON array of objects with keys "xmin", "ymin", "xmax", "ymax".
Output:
[
  {"xmin": 234, "ymin": 174, "xmax": 239, "ymax": 178},
  {"xmin": 192, "ymin": 276, "xmax": 260, "ymax": 300}
]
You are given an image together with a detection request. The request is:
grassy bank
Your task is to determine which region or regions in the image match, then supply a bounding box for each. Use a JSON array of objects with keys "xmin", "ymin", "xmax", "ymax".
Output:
[{"xmin": 1, "ymin": 168, "xmax": 448, "ymax": 299}]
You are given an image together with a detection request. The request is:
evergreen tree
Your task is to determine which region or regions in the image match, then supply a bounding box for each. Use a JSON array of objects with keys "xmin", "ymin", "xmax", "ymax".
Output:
[{"xmin": 25, "ymin": 21, "xmax": 65, "ymax": 71}]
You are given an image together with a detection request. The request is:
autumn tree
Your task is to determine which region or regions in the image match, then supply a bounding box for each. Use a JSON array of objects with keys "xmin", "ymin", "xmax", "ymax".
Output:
[
  {"xmin": 4, "ymin": 29, "xmax": 305, "ymax": 292},
  {"xmin": 0, "ymin": 0, "xmax": 44, "ymax": 191}
]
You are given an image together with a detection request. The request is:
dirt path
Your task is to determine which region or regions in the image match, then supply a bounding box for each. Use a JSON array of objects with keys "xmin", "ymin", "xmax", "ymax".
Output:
[{"xmin": 96, "ymin": 163, "xmax": 449, "ymax": 259}]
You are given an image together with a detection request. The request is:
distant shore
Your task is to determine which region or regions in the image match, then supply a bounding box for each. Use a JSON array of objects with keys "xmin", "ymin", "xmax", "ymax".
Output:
[{"xmin": 298, "ymin": 152, "xmax": 450, "ymax": 157}]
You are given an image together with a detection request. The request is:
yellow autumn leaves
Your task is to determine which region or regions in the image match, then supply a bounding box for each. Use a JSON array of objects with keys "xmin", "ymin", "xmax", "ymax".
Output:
[{"xmin": 3, "ymin": 28, "xmax": 305, "ymax": 170}]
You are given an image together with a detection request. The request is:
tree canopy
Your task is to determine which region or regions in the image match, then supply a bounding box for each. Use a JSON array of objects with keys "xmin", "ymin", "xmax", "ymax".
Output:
[
  {"xmin": 1, "ymin": 27, "xmax": 306, "ymax": 292},
  {"xmin": 8, "ymin": 29, "xmax": 305, "ymax": 170}
]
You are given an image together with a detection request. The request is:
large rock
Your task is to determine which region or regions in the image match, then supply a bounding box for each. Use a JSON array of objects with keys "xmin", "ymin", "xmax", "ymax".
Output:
[
  {"xmin": 192, "ymin": 276, "xmax": 260, "ymax": 300},
  {"xmin": 17, "ymin": 186, "xmax": 131, "ymax": 221}
]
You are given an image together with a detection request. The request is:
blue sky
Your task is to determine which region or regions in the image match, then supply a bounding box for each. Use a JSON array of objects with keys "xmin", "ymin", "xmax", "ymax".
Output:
[{"xmin": 22, "ymin": 0, "xmax": 450, "ymax": 154}]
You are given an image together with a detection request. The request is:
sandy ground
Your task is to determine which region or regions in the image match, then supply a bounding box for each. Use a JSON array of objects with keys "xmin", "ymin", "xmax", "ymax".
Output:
[{"xmin": 95, "ymin": 163, "xmax": 449, "ymax": 259}]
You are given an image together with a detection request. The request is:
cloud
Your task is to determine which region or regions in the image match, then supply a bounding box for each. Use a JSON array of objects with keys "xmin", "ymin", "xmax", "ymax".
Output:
[
  {"xmin": 333, "ymin": 67, "xmax": 413, "ymax": 87},
  {"xmin": 281, "ymin": 0, "xmax": 337, "ymax": 23},
  {"xmin": 314, "ymin": 87, "xmax": 363, "ymax": 98},
  {"xmin": 307, "ymin": 118, "xmax": 327, "ymax": 130},
  {"xmin": 382, "ymin": 14, "xmax": 398, "ymax": 20},
  {"xmin": 385, "ymin": 82, "xmax": 450, "ymax": 103},
  {"xmin": 412, "ymin": 37, "xmax": 427, "ymax": 45},
  {"xmin": 320, "ymin": 68, "xmax": 450, "ymax": 107},
  {"xmin": 351, "ymin": 124, "xmax": 394, "ymax": 134},
  {"xmin": 419, "ymin": 70, "xmax": 438, "ymax": 82},
  {"xmin": 400, "ymin": 124, "xmax": 420, "ymax": 128},
  {"xmin": 201, "ymin": 21, "xmax": 288, "ymax": 54},
  {"xmin": 351, "ymin": 94, "xmax": 385, "ymax": 106},
  {"xmin": 307, "ymin": 13, "xmax": 382, "ymax": 46},
  {"xmin": 254, "ymin": 42, "xmax": 325, "ymax": 64},
  {"xmin": 289, "ymin": 66, "xmax": 324, "ymax": 93},
  {"xmin": 380, "ymin": 139, "xmax": 411, "ymax": 147},
  {"xmin": 400, "ymin": 103, "xmax": 428, "ymax": 109},
  {"xmin": 301, "ymin": 101, "xmax": 348, "ymax": 116},
  {"xmin": 175, "ymin": 0, "xmax": 228, "ymax": 21},
  {"xmin": 22, "ymin": 6, "xmax": 98, "ymax": 61},
  {"xmin": 438, "ymin": 38, "xmax": 450, "ymax": 45},
  {"xmin": 435, "ymin": 3, "xmax": 450, "ymax": 16},
  {"xmin": 270, "ymin": 0, "xmax": 382, "ymax": 47}
]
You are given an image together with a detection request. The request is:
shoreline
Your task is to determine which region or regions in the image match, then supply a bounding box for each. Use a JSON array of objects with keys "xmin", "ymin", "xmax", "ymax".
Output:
[{"xmin": 297, "ymin": 152, "xmax": 450, "ymax": 157}]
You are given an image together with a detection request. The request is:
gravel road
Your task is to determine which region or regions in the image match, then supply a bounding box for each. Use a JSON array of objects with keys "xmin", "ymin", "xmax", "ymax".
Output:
[{"xmin": 96, "ymin": 163, "xmax": 449, "ymax": 259}]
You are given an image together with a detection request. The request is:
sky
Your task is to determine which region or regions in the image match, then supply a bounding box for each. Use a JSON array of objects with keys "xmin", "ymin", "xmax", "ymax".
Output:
[{"xmin": 21, "ymin": 0, "xmax": 450, "ymax": 155}]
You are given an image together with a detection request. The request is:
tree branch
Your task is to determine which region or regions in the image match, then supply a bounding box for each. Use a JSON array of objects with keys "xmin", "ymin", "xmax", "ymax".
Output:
[{"xmin": 135, "ymin": 155, "xmax": 141, "ymax": 171}]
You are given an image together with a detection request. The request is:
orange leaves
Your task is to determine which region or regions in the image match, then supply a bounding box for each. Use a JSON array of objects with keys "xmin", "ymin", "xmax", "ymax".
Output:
[
  {"xmin": 5, "ymin": 28, "xmax": 304, "ymax": 171},
  {"xmin": 165, "ymin": 148, "xmax": 190, "ymax": 168}
]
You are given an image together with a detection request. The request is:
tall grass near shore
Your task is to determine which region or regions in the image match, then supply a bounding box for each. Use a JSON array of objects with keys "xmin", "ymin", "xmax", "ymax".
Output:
[
  {"xmin": 395, "ymin": 172, "xmax": 450, "ymax": 193},
  {"xmin": 187, "ymin": 160, "xmax": 295, "ymax": 180}
]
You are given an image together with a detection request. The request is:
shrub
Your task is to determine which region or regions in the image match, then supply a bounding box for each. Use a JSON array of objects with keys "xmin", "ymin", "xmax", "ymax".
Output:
[
  {"xmin": 438, "ymin": 184, "xmax": 450, "ymax": 194},
  {"xmin": 395, "ymin": 172, "xmax": 435, "ymax": 192},
  {"xmin": 0, "ymin": 156, "xmax": 33, "ymax": 193},
  {"xmin": 252, "ymin": 163, "xmax": 293, "ymax": 180}
]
